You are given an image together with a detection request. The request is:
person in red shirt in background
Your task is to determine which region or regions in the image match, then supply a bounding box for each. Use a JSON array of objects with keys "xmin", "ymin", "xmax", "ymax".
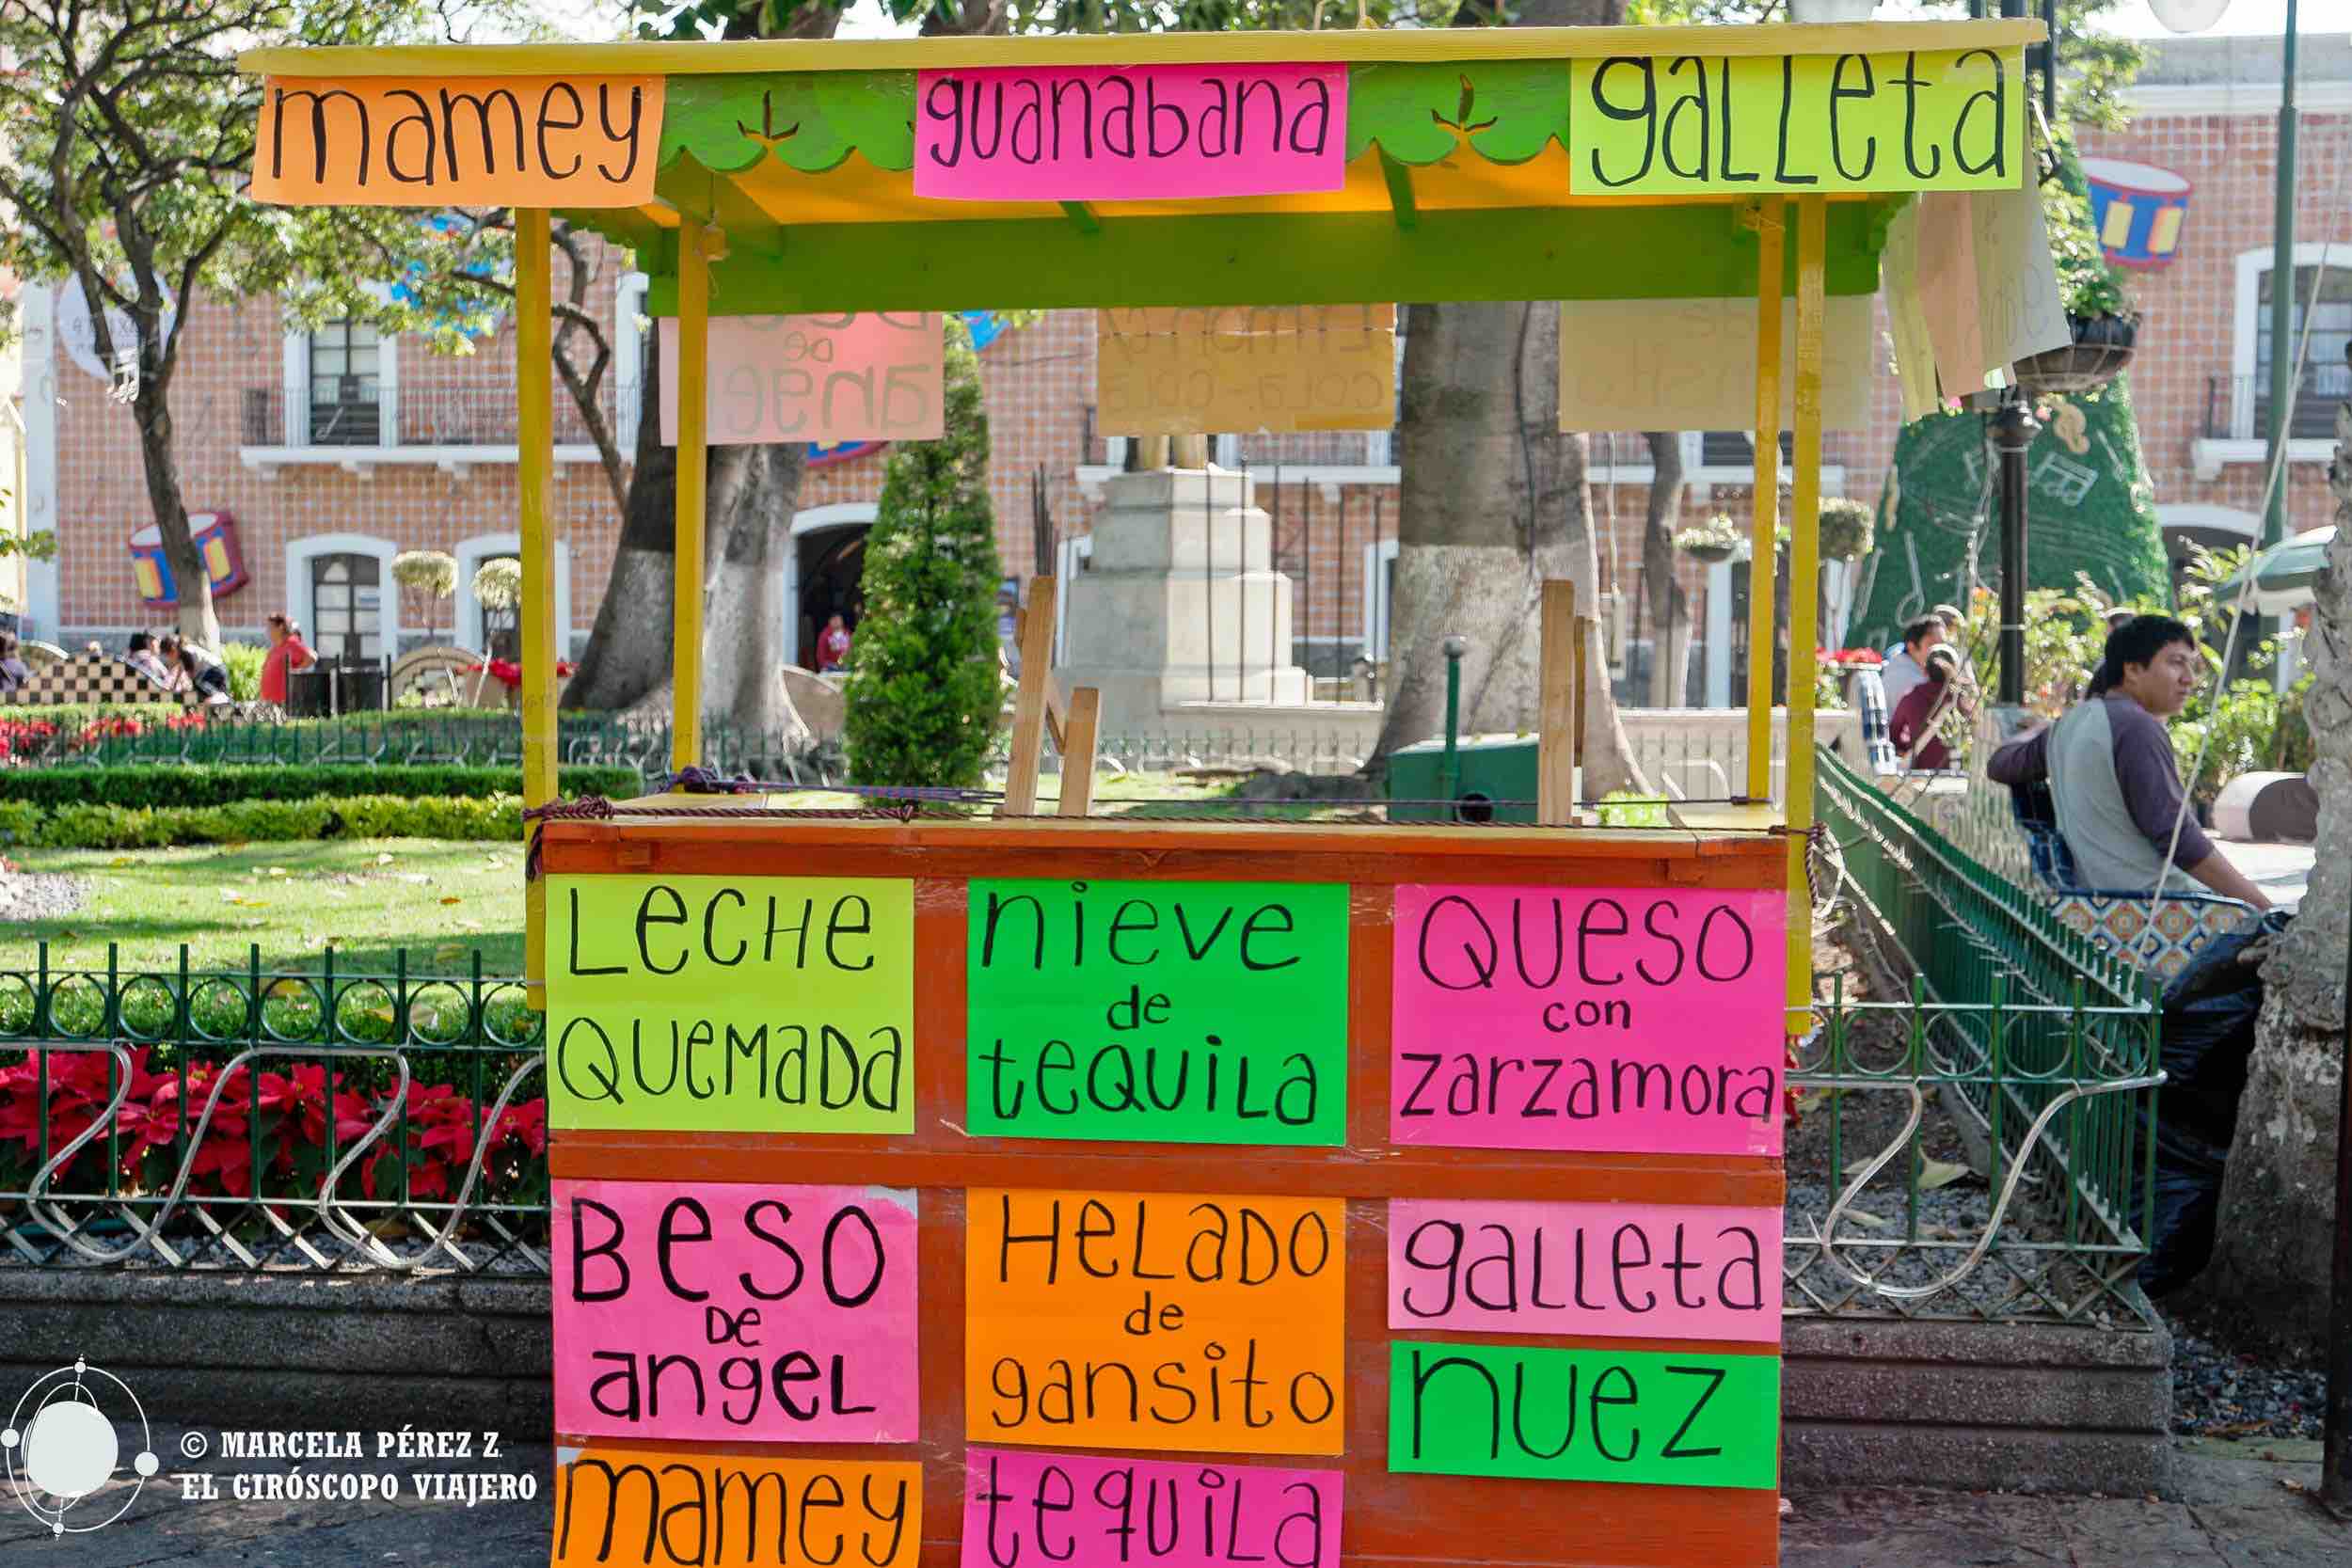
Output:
[
  {"xmin": 1888, "ymin": 642, "xmax": 1972, "ymax": 771},
  {"xmin": 817, "ymin": 613, "xmax": 852, "ymax": 673},
  {"xmin": 259, "ymin": 612, "xmax": 317, "ymax": 705}
]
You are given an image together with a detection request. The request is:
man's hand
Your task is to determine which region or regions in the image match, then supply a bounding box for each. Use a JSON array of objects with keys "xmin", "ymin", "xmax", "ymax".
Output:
[{"xmin": 2184, "ymin": 849, "xmax": 2273, "ymax": 911}]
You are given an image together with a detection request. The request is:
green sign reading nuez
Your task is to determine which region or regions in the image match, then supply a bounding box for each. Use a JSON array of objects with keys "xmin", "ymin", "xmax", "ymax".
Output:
[
  {"xmin": 1388, "ymin": 1341, "xmax": 1780, "ymax": 1490},
  {"xmin": 966, "ymin": 878, "xmax": 1350, "ymax": 1147}
]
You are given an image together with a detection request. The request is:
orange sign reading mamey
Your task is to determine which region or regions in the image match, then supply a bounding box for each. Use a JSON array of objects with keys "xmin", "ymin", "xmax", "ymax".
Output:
[
  {"xmin": 252, "ymin": 75, "xmax": 664, "ymax": 207},
  {"xmin": 965, "ymin": 1187, "xmax": 1346, "ymax": 1457}
]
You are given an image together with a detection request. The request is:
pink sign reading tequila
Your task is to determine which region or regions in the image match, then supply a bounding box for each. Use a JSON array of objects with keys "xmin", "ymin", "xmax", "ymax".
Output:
[
  {"xmin": 963, "ymin": 1448, "xmax": 1343, "ymax": 1568},
  {"xmin": 914, "ymin": 64, "xmax": 1346, "ymax": 203},
  {"xmin": 1390, "ymin": 884, "xmax": 1787, "ymax": 1157},
  {"xmin": 1389, "ymin": 1198, "xmax": 1783, "ymax": 1344},
  {"xmin": 552, "ymin": 1178, "xmax": 918, "ymax": 1444}
]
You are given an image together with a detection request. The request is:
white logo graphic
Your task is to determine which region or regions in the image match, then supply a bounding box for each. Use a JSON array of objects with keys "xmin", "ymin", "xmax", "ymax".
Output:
[{"xmin": 3, "ymin": 1359, "xmax": 159, "ymax": 1536}]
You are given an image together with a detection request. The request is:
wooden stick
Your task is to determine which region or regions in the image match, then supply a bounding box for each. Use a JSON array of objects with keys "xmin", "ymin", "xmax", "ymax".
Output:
[
  {"xmin": 1745, "ymin": 198, "xmax": 1786, "ymax": 803},
  {"xmin": 1002, "ymin": 577, "xmax": 1060, "ymax": 816},
  {"xmin": 1573, "ymin": 613, "xmax": 1591, "ymax": 815},
  {"xmin": 1057, "ymin": 687, "xmax": 1102, "ymax": 817},
  {"xmin": 1538, "ymin": 579, "xmax": 1576, "ymax": 825}
]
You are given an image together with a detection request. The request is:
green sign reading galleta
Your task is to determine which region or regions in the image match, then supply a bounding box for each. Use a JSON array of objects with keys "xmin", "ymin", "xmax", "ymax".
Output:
[
  {"xmin": 965, "ymin": 878, "xmax": 1350, "ymax": 1147},
  {"xmin": 1388, "ymin": 1340, "xmax": 1781, "ymax": 1490}
]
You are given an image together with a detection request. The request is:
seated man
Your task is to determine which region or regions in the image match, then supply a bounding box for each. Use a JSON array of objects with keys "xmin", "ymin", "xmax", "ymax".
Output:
[
  {"xmin": 1879, "ymin": 612, "xmax": 1947, "ymax": 713},
  {"xmin": 1989, "ymin": 615, "xmax": 2269, "ymax": 908},
  {"xmin": 1888, "ymin": 643, "xmax": 1971, "ymax": 770}
]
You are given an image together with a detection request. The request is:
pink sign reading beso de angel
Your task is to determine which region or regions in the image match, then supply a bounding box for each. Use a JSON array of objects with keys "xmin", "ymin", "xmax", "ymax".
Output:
[
  {"xmin": 914, "ymin": 63, "xmax": 1347, "ymax": 203},
  {"xmin": 1390, "ymin": 884, "xmax": 1788, "ymax": 1157},
  {"xmin": 963, "ymin": 1448, "xmax": 1343, "ymax": 1568},
  {"xmin": 1389, "ymin": 1197, "xmax": 1784, "ymax": 1344},
  {"xmin": 552, "ymin": 1178, "xmax": 918, "ymax": 1445}
]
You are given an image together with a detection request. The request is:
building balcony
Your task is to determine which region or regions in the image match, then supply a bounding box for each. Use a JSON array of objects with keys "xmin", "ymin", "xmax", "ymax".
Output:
[
  {"xmin": 237, "ymin": 384, "xmax": 640, "ymax": 480},
  {"xmin": 2193, "ymin": 369, "xmax": 2345, "ymax": 481}
]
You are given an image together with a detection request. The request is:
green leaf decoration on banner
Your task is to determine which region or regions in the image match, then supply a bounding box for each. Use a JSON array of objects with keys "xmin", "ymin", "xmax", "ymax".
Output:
[
  {"xmin": 1344, "ymin": 61, "xmax": 1571, "ymax": 167},
  {"xmin": 660, "ymin": 72, "xmax": 916, "ymax": 176}
]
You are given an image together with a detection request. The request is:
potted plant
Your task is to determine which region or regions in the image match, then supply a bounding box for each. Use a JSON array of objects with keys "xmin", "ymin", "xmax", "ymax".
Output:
[
  {"xmin": 2016, "ymin": 140, "xmax": 2137, "ymax": 394},
  {"xmin": 391, "ymin": 548, "xmax": 457, "ymax": 644},
  {"xmin": 1674, "ymin": 515, "xmax": 1742, "ymax": 564},
  {"xmin": 1816, "ymin": 498, "xmax": 1874, "ymax": 562}
]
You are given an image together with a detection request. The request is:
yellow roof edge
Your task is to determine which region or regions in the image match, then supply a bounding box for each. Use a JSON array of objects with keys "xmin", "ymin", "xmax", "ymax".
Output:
[{"xmin": 238, "ymin": 20, "xmax": 2043, "ymax": 79}]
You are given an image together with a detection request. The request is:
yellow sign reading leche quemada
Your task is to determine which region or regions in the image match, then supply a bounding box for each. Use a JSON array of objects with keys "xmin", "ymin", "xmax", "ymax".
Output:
[
  {"xmin": 548, "ymin": 874, "xmax": 915, "ymax": 1133},
  {"xmin": 1569, "ymin": 48, "xmax": 2023, "ymax": 196}
]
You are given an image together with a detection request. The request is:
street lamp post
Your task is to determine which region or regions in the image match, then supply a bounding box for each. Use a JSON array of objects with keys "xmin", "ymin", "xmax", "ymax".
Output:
[{"xmin": 2261, "ymin": 0, "xmax": 2300, "ymax": 550}]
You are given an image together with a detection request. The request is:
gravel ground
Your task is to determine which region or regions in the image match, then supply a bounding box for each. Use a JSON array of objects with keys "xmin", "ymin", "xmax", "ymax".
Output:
[
  {"xmin": 2167, "ymin": 1325, "xmax": 2329, "ymax": 1442},
  {"xmin": 0, "ymin": 863, "xmax": 83, "ymax": 923}
]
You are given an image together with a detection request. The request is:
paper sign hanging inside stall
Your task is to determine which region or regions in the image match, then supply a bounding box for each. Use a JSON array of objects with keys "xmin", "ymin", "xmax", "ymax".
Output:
[
  {"xmin": 1555, "ymin": 294, "xmax": 1875, "ymax": 434},
  {"xmin": 252, "ymin": 76, "xmax": 664, "ymax": 206},
  {"xmin": 660, "ymin": 314, "xmax": 945, "ymax": 446},
  {"xmin": 1096, "ymin": 306, "xmax": 1395, "ymax": 436},
  {"xmin": 1879, "ymin": 200, "xmax": 1945, "ymax": 423},
  {"xmin": 1913, "ymin": 185, "xmax": 2073, "ymax": 399}
]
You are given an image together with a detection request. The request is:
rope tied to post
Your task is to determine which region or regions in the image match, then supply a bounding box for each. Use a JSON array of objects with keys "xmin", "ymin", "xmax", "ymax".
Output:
[{"xmin": 521, "ymin": 795, "xmax": 615, "ymax": 881}]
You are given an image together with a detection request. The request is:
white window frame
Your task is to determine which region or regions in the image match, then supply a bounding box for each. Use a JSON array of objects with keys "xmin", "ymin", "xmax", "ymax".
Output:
[
  {"xmin": 453, "ymin": 531, "xmax": 574, "ymax": 655},
  {"xmin": 286, "ymin": 532, "xmax": 402, "ymax": 658},
  {"xmin": 614, "ymin": 271, "xmax": 649, "ymax": 453},
  {"xmin": 1359, "ymin": 536, "xmax": 1400, "ymax": 661},
  {"xmin": 284, "ymin": 313, "xmax": 400, "ymax": 451},
  {"xmin": 2231, "ymin": 242, "xmax": 2344, "ymax": 439}
]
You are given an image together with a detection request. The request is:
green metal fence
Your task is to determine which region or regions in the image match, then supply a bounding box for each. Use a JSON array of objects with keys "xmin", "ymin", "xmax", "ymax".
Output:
[{"xmin": 1796, "ymin": 748, "xmax": 2162, "ymax": 1327}]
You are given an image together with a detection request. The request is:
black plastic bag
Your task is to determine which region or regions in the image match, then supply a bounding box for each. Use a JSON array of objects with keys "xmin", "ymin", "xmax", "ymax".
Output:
[{"xmin": 2136, "ymin": 911, "xmax": 2290, "ymax": 1295}]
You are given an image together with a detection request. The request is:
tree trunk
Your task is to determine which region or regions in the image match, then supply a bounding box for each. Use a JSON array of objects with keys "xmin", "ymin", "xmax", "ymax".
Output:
[
  {"xmin": 1370, "ymin": 0, "xmax": 1641, "ymax": 795},
  {"xmin": 130, "ymin": 382, "xmax": 219, "ymax": 649},
  {"xmin": 1641, "ymin": 432, "xmax": 1692, "ymax": 708},
  {"xmin": 1372, "ymin": 299, "xmax": 1644, "ymax": 796},
  {"xmin": 2189, "ymin": 376, "xmax": 2352, "ymax": 1356},
  {"xmin": 563, "ymin": 335, "xmax": 674, "ymax": 710},
  {"xmin": 701, "ymin": 442, "xmax": 817, "ymax": 761}
]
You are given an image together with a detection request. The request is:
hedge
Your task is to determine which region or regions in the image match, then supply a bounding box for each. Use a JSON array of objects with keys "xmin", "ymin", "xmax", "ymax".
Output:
[
  {"xmin": 0, "ymin": 763, "xmax": 637, "ymax": 811},
  {"xmin": 0, "ymin": 794, "xmax": 527, "ymax": 849}
]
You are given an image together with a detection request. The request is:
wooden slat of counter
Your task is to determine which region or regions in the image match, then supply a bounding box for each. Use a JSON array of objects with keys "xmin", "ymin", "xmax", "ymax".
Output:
[{"xmin": 555, "ymin": 1194, "xmax": 1781, "ymax": 1568}]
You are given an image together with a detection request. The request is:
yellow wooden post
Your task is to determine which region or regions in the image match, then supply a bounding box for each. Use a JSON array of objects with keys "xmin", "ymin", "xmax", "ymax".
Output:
[
  {"xmin": 1785, "ymin": 196, "xmax": 1828, "ymax": 1039},
  {"xmin": 1744, "ymin": 198, "xmax": 1785, "ymax": 804},
  {"xmin": 516, "ymin": 208, "xmax": 556, "ymax": 1010},
  {"xmin": 672, "ymin": 216, "xmax": 713, "ymax": 775},
  {"xmin": 1537, "ymin": 579, "xmax": 1577, "ymax": 824}
]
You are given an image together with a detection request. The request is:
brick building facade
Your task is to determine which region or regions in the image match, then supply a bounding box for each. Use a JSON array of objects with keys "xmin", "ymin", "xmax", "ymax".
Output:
[{"xmin": 15, "ymin": 35, "xmax": 2344, "ymax": 704}]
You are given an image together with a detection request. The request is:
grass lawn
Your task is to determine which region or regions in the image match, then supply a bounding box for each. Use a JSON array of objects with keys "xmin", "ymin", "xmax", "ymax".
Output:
[
  {"xmin": 0, "ymin": 773, "xmax": 1280, "ymax": 981},
  {"xmin": 7, "ymin": 840, "xmax": 526, "ymax": 976}
]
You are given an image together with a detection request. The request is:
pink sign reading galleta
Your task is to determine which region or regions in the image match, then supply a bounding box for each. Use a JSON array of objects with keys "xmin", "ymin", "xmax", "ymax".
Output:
[
  {"xmin": 1389, "ymin": 1197, "xmax": 1783, "ymax": 1344},
  {"xmin": 1390, "ymin": 884, "xmax": 1788, "ymax": 1157},
  {"xmin": 914, "ymin": 63, "xmax": 1346, "ymax": 203},
  {"xmin": 963, "ymin": 1448, "xmax": 1342, "ymax": 1568},
  {"xmin": 552, "ymin": 1178, "xmax": 918, "ymax": 1444}
]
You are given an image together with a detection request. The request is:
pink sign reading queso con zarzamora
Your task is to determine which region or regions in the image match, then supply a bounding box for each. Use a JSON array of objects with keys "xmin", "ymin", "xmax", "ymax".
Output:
[
  {"xmin": 1389, "ymin": 1198, "xmax": 1784, "ymax": 1344},
  {"xmin": 1389, "ymin": 885, "xmax": 1788, "ymax": 1157},
  {"xmin": 551, "ymin": 1179, "xmax": 919, "ymax": 1445},
  {"xmin": 914, "ymin": 63, "xmax": 1347, "ymax": 203},
  {"xmin": 963, "ymin": 1449, "xmax": 1343, "ymax": 1568}
]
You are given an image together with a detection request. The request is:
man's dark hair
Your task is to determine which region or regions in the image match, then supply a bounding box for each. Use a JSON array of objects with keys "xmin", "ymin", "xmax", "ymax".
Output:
[
  {"xmin": 1902, "ymin": 614, "xmax": 1944, "ymax": 652},
  {"xmin": 128, "ymin": 632, "xmax": 151, "ymax": 653},
  {"xmin": 2089, "ymin": 614, "xmax": 2196, "ymax": 698}
]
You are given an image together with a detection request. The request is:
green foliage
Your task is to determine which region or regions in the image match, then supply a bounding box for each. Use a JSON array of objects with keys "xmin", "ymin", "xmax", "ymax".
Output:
[
  {"xmin": 844, "ymin": 318, "xmax": 1008, "ymax": 789},
  {"xmin": 1597, "ymin": 794, "xmax": 1670, "ymax": 828},
  {"xmin": 0, "ymin": 794, "xmax": 525, "ymax": 850},
  {"xmin": 0, "ymin": 764, "xmax": 635, "ymax": 811},
  {"xmin": 1816, "ymin": 498, "xmax": 1874, "ymax": 562},
  {"xmin": 2044, "ymin": 135, "xmax": 2132, "ymax": 323},
  {"xmin": 220, "ymin": 642, "xmax": 266, "ymax": 703}
]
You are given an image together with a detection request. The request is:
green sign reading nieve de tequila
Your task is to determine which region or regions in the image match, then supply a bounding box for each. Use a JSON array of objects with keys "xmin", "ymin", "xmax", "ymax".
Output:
[
  {"xmin": 1389, "ymin": 1341, "xmax": 1781, "ymax": 1490},
  {"xmin": 965, "ymin": 878, "xmax": 1350, "ymax": 1147}
]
